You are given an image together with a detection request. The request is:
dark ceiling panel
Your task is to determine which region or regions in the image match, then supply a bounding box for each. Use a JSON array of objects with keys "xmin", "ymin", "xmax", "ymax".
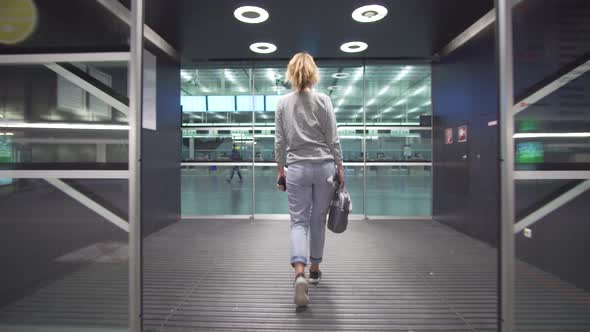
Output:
[{"xmin": 154, "ymin": 0, "xmax": 494, "ymax": 63}]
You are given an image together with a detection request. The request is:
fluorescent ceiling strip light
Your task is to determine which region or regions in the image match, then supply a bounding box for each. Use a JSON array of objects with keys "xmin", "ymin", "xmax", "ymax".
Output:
[
  {"xmin": 423, "ymin": 101, "xmax": 432, "ymax": 106},
  {"xmin": 345, "ymin": 86, "xmax": 353, "ymax": 95},
  {"xmin": 367, "ymin": 98, "xmax": 375, "ymax": 106},
  {"xmin": 0, "ymin": 122, "xmax": 129, "ymax": 130},
  {"xmin": 394, "ymin": 99, "xmax": 407, "ymax": 106},
  {"xmin": 514, "ymin": 132, "xmax": 590, "ymax": 138},
  {"xmin": 394, "ymin": 66, "xmax": 412, "ymax": 81},
  {"xmin": 378, "ymin": 86, "xmax": 390, "ymax": 96},
  {"xmin": 412, "ymin": 86, "xmax": 427, "ymax": 96}
]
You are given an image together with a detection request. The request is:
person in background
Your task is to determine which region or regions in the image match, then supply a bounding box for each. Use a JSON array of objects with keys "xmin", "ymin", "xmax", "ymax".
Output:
[
  {"xmin": 275, "ymin": 52, "xmax": 344, "ymax": 307},
  {"xmin": 226, "ymin": 144, "xmax": 243, "ymax": 183}
]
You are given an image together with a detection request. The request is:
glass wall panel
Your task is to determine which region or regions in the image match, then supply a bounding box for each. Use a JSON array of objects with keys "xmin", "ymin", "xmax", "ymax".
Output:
[
  {"xmin": 363, "ymin": 64, "xmax": 432, "ymax": 216},
  {"xmin": 181, "ymin": 66, "xmax": 253, "ymax": 215},
  {"xmin": 366, "ymin": 165, "xmax": 431, "ymax": 216},
  {"xmin": 0, "ymin": 59, "xmax": 129, "ymax": 330},
  {"xmin": 181, "ymin": 62, "xmax": 433, "ymax": 217},
  {"xmin": 512, "ymin": 1, "xmax": 590, "ymax": 330}
]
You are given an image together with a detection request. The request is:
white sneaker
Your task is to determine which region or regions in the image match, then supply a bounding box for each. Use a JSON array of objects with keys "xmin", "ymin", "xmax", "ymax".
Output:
[{"xmin": 293, "ymin": 274, "xmax": 309, "ymax": 306}]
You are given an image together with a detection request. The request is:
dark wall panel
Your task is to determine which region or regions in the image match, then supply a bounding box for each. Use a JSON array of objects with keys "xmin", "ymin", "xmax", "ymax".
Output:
[
  {"xmin": 432, "ymin": 2, "xmax": 590, "ymax": 291},
  {"xmin": 141, "ymin": 53, "xmax": 181, "ymax": 235},
  {"xmin": 432, "ymin": 26, "xmax": 500, "ymax": 247}
]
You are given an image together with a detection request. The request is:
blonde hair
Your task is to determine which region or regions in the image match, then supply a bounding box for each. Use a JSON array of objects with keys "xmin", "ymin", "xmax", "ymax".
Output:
[{"xmin": 286, "ymin": 52, "xmax": 319, "ymax": 92}]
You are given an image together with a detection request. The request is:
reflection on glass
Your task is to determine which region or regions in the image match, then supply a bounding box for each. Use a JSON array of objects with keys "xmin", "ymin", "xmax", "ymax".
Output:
[{"xmin": 0, "ymin": 63, "xmax": 129, "ymax": 169}]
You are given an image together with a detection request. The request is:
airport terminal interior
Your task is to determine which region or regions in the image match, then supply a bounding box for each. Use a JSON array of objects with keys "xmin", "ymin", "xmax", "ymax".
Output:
[{"xmin": 0, "ymin": 0, "xmax": 589, "ymax": 331}]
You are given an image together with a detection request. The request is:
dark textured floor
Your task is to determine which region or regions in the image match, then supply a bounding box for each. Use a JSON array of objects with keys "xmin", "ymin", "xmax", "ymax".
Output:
[{"xmin": 1, "ymin": 220, "xmax": 589, "ymax": 331}]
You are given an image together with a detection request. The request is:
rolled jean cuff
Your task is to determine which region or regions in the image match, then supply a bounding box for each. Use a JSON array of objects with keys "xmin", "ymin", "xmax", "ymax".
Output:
[
  {"xmin": 310, "ymin": 256, "xmax": 323, "ymax": 264},
  {"xmin": 290, "ymin": 256, "xmax": 307, "ymax": 266}
]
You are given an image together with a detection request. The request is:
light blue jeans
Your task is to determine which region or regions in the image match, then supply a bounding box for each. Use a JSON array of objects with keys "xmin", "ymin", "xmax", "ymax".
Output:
[{"xmin": 287, "ymin": 160, "xmax": 336, "ymax": 266}]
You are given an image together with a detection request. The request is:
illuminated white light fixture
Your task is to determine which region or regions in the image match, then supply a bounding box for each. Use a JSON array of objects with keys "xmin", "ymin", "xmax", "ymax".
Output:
[
  {"xmin": 234, "ymin": 6, "xmax": 269, "ymax": 24},
  {"xmin": 382, "ymin": 107, "xmax": 393, "ymax": 113},
  {"xmin": 224, "ymin": 69, "xmax": 236, "ymax": 82},
  {"xmin": 332, "ymin": 72, "xmax": 350, "ymax": 79},
  {"xmin": 394, "ymin": 66, "xmax": 412, "ymax": 81},
  {"xmin": 408, "ymin": 107, "xmax": 420, "ymax": 113},
  {"xmin": 328, "ymin": 85, "xmax": 343, "ymax": 91},
  {"xmin": 354, "ymin": 69, "xmax": 363, "ymax": 81},
  {"xmin": 0, "ymin": 123, "xmax": 129, "ymax": 130},
  {"xmin": 340, "ymin": 41, "xmax": 368, "ymax": 53},
  {"xmin": 215, "ymin": 115, "xmax": 225, "ymax": 119},
  {"xmin": 423, "ymin": 100, "xmax": 432, "ymax": 106},
  {"xmin": 201, "ymin": 87, "xmax": 211, "ymax": 93},
  {"xmin": 181, "ymin": 71, "xmax": 192, "ymax": 80},
  {"xmin": 394, "ymin": 99, "xmax": 407, "ymax": 106},
  {"xmin": 0, "ymin": 114, "xmax": 4, "ymax": 118},
  {"xmin": 250, "ymin": 42, "xmax": 277, "ymax": 54},
  {"xmin": 412, "ymin": 86, "xmax": 427, "ymax": 96},
  {"xmin": 337, "ymin": 99, "xmax": 345, "ymax": 106},
  {"xmin": 378, "ymin": 86, "xmax": 390, "ymax": 96},
  {"xmin": 357, "ymin": 107, "xmax": 364, "ymax": 114},
  {"xmin": 266, "ymin": 69, "xmax": 282, "ymax": 81},
  {"xmin": 334, "ymin": 108, "xmax": 339, "ymax": 113},
  {"xmin": 345, "ymin": 86, "xmax": 353, "ymax": 95},
  {"xmin": 513, "ymin": 132, "xmax": 590, "ymax": 138},
  {"xmin": 352, "ymin": 5, "xmax": 388, "ymax": 23},
  {"xmin": 367, "ymin": 98, "xmax": 376, "ymax": 106},
  {"xmin": 5, "ymin": 132, "xmax": 14, "ymax": 136},
  {"xmin": 238, "ymin": 87, "xmax": 247, "ymax": 93}
]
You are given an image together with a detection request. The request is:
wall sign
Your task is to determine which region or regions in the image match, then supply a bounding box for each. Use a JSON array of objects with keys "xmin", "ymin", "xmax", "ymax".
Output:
[
  {"xmin": 143, "ymin": 50, "xmax": 157, "ymax": 130},
  {"xmin": 445, "ymin": 128, "xmax": 453, "ymax": 144},
  {"xmin": 458, "ymin": 125, "xmax": 468, "ymax": 143}
]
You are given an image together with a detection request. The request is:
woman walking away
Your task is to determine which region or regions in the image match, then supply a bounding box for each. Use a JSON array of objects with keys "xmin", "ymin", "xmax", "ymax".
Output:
[{"xmin": 274, "ymin": 52, "xmax": 345, "ymax": 307}]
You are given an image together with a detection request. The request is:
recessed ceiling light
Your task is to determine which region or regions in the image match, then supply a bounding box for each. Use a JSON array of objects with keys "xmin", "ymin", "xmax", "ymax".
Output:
[
  {"xmin": 250, "ymin": 42, "xmax": 277, "ymax": 54},
  {"xmin": 352, "ymin": 5, "xmax": 388, "ymax": 23},
  {"xmin": 340, "ymin": 41, "xmax": 368, "ymax": 53},
  {"xmin": 234, "ymin": 6, "xmax": 269, "ymax": 24},
  {"xmin": 332, "ymin": 73, "xmax": 350, "ymax": 79}
]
